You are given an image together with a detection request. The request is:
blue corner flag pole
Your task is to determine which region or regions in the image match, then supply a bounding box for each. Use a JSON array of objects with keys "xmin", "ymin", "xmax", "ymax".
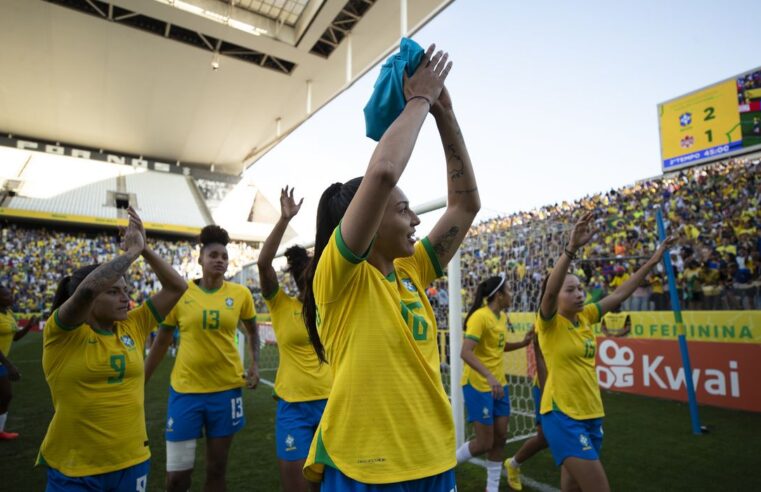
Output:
[{"xmin": 656, "ymin": 208, "xmax": 702, "ymax": 435}]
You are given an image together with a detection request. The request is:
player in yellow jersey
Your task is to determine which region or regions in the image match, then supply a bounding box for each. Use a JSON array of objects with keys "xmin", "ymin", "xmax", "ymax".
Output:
[
  {"xmin": 257, "ymin": 186, "xmax": 332, "ymax": 492},
  {"xmin": 145, "ymin": 225, "xmax": 260, "ymax": 492},
  {"xmin": 537, "ymin": 212, "xmax": 674, "ymax": 492},
  {"xmin": 39, "ymin": 208, "xmax": 187, "ymax": 491},
  {"xmin": 0, "ymin": 287, "xmax": 36, "ymax": 440},
  {"xmin": 301, "ymin": 44, "xmax": 480, "ymax": 490},
  {"xmin": 455, "ymin": 274, "xmax": 533, "ymax": 492}
]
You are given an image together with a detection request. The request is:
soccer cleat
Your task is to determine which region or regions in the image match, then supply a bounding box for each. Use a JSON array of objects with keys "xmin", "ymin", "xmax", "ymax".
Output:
[
  {"xmin": 504, "ymin": 457, "xmax": 523, "ymax": 490},
  {"xmin": 0, "ymin": 431, "xmax": 19, "ymax": 440}
]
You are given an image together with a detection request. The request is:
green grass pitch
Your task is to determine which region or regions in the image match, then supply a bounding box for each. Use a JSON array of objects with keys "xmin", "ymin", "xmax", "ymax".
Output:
[{"xmin": 2, "ymin": 334, "xmax": 760, "ymax": 491}]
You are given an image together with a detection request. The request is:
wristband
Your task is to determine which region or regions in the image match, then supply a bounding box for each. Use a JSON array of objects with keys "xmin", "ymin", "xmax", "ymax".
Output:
[
  {"xmin": 406, "ymin": 95, "xmax": 432, "ymax": 110},
  {"xmin": 564, "ymin": 247, "xmax": 577, "ymax": 260}
]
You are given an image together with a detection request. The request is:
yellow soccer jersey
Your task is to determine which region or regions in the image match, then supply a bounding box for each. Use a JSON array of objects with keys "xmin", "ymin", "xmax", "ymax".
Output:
[
  {"xmin": 265, "ymin": 287, "xmax": 332, "ymax": 402},
  {"xmin": 162, "ymin": 280, "xmax": 256, "ymax": 394},
  {"xmin": 304, "ymin": 227, "xmax": 454, "ymax": 484},
  {"xmin": 38, "ymin": 301, "xmax": 161, "ymax": 476},
  {"xmin": 460, "ymin": 306, "xmax": 508, "ymax": 391},
  {"xmin": 537, "ymin": 303, "xmax": 604, "ymax": 420},
  {"xmin": 393, "ymin": 237, "xmax": 445, "ymax": 373},
  {"xmin": 0, "ymin": 310, "xmax": 18, "ymax": 356}
]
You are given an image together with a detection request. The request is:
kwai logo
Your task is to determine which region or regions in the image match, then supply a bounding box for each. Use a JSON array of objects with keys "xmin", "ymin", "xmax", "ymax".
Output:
[
  {"xmin": 596, "ymin": 339, "xmax": 635, "ymax": 388},
  {"xmin": 642, "ymin": 356, "xmax": 740, "ymax": 397},
  {"xmin": 596, "ymin": 339, "xmax": 741, "ymax": 398}
]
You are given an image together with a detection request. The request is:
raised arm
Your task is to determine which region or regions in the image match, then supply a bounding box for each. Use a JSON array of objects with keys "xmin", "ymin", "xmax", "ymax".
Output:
[
  {"xmin": 257, "ymin": 187, "xmax": 303, "ymax": 298},
  {"xmin": 599, "ymin": 237, "xmax": 676, "ymax": 315},
  {"xmin": 426, "ymin": 87, "xmax": 481, "ymax": 267},
  {"xmin": 540, "ymin": 212, "xmax": 595, "ymax": 318},
  {"xmin": 341, "ymin": 45, "xmax": 452, "ymax": 255},
  {"xmin": 128, "ymin": 207, "xmax": 188, "ymax": 318},
  {"xmin": 57, "ymin": 218, "xmax": 144, "ymax": 327}
]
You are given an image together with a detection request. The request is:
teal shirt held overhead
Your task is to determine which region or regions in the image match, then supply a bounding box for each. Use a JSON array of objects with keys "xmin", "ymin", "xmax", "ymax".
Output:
[{"xmin": 363, "ymin": 37, "xmax": 425, "ymax": 141}]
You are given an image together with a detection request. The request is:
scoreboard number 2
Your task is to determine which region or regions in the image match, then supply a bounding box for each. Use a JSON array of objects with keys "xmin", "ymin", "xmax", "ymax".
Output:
[{"xmin": 704, "ymin": 106, "xmax": 715, "ymax": 121}]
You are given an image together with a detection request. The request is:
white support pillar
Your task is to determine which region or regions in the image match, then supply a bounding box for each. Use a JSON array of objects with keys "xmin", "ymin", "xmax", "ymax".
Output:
[
  {"xmin": 306, "ymin": 80, "xmax": 313, "ymax": 115},
  {"xmin": 345, "ymin": 33, "xmax": 353, "ymax": 84},
  {"xmin": 448, "ymin": 248, "xmax": 464, "ymax": 447},
  {"xmin": 400, "ymin": 0, "xmax": 408, "ymax": 37}
]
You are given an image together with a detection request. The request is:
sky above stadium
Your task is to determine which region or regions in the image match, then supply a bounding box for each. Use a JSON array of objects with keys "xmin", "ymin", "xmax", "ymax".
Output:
[{"xmin": 247, "ymin": 0, "xmax": 761, "ymax": 244}]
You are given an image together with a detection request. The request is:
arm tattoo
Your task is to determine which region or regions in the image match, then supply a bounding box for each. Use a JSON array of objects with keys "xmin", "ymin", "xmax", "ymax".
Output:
[
  {"xmin": 446, "ymin": 143, "xmax": 465, "ymax": 180},
  {"xmin": 79, "ymin": 254, "xmax": 135, "ymax": 297},
  {"xmin": 433, "ymin": 226, "xmax": 460, "ymax": 257}
]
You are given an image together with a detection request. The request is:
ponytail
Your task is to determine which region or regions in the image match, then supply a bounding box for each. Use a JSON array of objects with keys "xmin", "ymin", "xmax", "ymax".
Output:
[
  {"xmin": 464, "ymin": 274, "xmax": 505, "ymax": 329},
  {"xmin": 303, "ymin": 177, "xmax": 363, "ymax": 363}
]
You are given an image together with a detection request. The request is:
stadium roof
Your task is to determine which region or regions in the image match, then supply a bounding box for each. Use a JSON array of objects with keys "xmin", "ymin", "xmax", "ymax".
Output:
[{"xmin": 0, "ymin": 0, "xmax": 454, "ymax": 176}]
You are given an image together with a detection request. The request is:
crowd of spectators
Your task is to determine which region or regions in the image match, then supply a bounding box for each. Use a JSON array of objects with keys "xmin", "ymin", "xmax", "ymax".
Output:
[
  {"xmin": 2, "ymin": 157, "xmax": 759, "ymax": 318},
  {"xmin": 457, "ymin": 157, "xmax": 761, "ymax": 314},
  {"xmin": 0, "ymin": 225, "xmax": 258, "ymax": 314}
]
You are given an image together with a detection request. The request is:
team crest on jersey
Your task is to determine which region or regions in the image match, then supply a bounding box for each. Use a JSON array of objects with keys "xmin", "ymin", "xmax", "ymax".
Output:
[
  {"xmin": 225, "ymin": 297, "xmax": 234, "ymax": 308},
  {"xmin": 285, "ymin": 434, "xmax": 296, "ymax": 451},
  {"xmin": 401, "ymin": 278, "xmax": 417, "ymax": 293},
  {"xmin": 120, "ymin": 335, "xmax": 136, "ymax": 349},
  {"xmin": 579, "ymin": 434, "xmax": 592, "ymax": 450}
]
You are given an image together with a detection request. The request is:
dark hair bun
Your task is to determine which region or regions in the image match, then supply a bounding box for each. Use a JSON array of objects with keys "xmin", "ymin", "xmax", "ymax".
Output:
[{"xmin": 200, "ymin": 225, "xmax": 229, "ymax": 247}]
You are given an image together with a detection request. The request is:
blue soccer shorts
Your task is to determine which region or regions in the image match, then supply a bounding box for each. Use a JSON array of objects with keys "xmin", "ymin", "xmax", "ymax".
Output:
[
  {"xmin": 46, "ymin": 460, "xmax": 149, "ymax": 492},
  {"xmin": 276, "ymin": 398, "xmax": 327, "ymax": 461},
  {"xmin": 542, "ymin": 410, "xmax": 603, "ymax": 466},
  {"xmin": 321, "ymin": 466, "xmax": 456, "ymax": 491},
  {"xmin": 462, "ymin": 383, "xmax": 511, "ymax": 425},
  {"xmin": 165, "ymin": 386, "xmax": 245, "ymax": 441}
]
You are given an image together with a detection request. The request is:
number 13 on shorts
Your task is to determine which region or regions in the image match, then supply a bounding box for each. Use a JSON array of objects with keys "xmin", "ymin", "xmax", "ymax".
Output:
[{"xmin": 231, "ymin": 397, "xmax": 243, "ymax": 419}]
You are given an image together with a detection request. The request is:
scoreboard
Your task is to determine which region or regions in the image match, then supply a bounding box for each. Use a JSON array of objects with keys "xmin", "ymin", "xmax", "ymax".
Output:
[{"xmin": 658, "ymin": 67, "xmax": 761, "ymax": 171}]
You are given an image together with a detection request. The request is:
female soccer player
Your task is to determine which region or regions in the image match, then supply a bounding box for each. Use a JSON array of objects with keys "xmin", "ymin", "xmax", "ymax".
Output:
[
  {"xmin": 538, "ymin": 212, "xmax": 674, "ymax": 492},
  {"xmin": 257, "ymin": 186, "xmax": 332, "ymax": 492},
  {"xmin": 301, "ymin": 43, "xmax": 479, "ymax": 490},
  {"xmin": 0, "ymin": 287, "xmax": 36, "ymax": 440},
  {"xmin": 456, "ymin": 274, "xmax": 533, "ymax": 492},
  {"xmin": 38, "ymin": 207, "xmax": 187, "ymax": 491},
  {"xmin": 145, "ymin": 225, "xmax": 260, "ymax": 492}
]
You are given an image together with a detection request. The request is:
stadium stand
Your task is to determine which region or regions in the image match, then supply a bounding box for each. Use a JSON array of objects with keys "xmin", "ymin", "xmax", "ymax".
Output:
[
  {"xmin": 124, "ymin": 172, "xmax": 207, "ymax": 227},
  {"xmin": 458, "ymin": 157, "xmax": 761, "ymax": 313},
  {"xmin": 0, "ymin": 223, "xmax": 259, "ymax": 315}
]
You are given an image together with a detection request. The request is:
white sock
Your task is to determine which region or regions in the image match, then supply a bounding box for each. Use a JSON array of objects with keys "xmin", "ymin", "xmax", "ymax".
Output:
[
  {"xmin": 455, "ymin": 441, "xmax": 473, "ymax": 464},
  {"xmin": 0, "ymin": 412, "xmax": 7, "ymax": 432},
  {"xmin": 510, "ymin": 457, "xmax": 521, "ymax": 468},
  {"xmin": 486, "ymin": 460, "xmax": 502, "ymax": 492}
]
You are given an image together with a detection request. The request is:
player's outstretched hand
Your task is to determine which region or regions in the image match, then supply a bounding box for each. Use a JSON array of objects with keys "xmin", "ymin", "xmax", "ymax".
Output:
[
  {"xmin": 280, "ymin": 186, "xmax": 303, "ymax": 221},
  {"xmin": 567, "ymin": 211, "xmax": 596, "ymax": 252},
  {"xmin": 651, "ymin": 235, "xmax": 677, "ymax": 263},
  {"xmin": 403, "ymin": 44, "xmax": 453, "ymax": 108},
  {"xmin": 119, "ymin": 207, "xmax": 145, "ymax": 255}
]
